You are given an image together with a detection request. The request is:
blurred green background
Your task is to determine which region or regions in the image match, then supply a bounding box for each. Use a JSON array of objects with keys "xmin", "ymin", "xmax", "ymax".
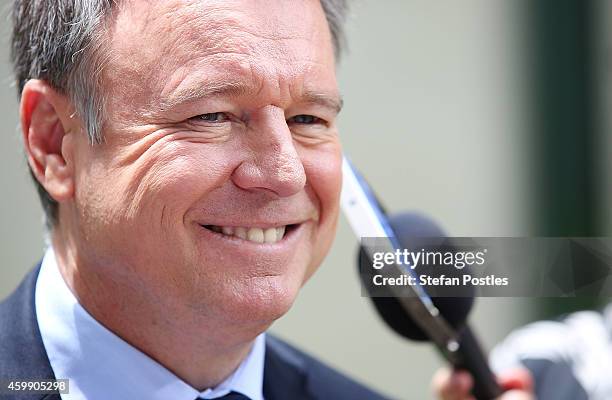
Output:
[{"xmin": 1, "ymin": 1, "xmax": 610, "ymax": 399}]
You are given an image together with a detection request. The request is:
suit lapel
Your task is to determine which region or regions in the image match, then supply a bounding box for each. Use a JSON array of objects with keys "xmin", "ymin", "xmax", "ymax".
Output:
[
  {"xmin": 263, "ymin": 336, "xmax": 314, "ymax": 400},
  {"xmin": 0, "ymin": 264, "xmax": 60, "ymax": 400}
]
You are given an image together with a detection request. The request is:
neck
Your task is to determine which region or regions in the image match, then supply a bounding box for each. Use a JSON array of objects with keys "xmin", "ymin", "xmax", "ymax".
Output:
[{"xmin": 50, "ymin": 228, "xmax": 266, "ymax": 391}]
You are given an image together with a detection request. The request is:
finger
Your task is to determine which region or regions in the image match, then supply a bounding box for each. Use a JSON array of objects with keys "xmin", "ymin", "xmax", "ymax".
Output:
[
  {"xmin": 498, "ymin": 368, "xmax": 534, "ymax": 393},
  {"xmin": 500, "ymin": 389, "xmax": 534, "ymax": 400},
  {"xmin": 432, "ymin": 368, "xmax": 474, "ymax": 400}
]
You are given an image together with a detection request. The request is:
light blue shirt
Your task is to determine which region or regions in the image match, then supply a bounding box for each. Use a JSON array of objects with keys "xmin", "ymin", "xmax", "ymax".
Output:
[{"xmin": 35, "ymin": 247, "xmax": 265, "ymax": 400}]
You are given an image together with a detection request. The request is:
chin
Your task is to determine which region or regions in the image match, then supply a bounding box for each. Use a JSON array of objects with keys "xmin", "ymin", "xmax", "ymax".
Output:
[{"xmin": 213, "ymin": 274, "xmax": 301, "ymax": 328}]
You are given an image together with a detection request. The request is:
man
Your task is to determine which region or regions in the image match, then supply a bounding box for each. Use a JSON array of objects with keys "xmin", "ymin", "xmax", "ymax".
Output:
[{"xmin": 0, "ymin": 1, "xmax": 388, "ymax": 399}]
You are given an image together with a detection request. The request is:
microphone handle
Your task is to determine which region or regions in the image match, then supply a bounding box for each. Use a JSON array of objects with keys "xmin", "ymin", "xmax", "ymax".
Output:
[{"xmin": 452, "ymin": 325, "xmax": 503, "ymax": 400}]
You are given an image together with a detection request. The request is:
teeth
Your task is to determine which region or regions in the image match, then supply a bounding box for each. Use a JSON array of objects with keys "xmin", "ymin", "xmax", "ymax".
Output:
[
  {"xmin": 234, "ymin": 227, "xmax": 247, "ymax": 240},
  {"xmin": 205, "ymin": 224, "xmax": 289, "ymax": 243},
  {"xmin": 247, "ymin": 228, "xmax": 265, "ymax": 243},
  {"xmin": 264, "ymin": 227, "xmax": 277, "ymax": 243}
]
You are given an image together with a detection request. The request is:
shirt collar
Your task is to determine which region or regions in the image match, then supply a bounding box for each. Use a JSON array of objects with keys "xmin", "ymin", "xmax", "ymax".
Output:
[{"xmin": 35, "ymin": 247, "xmax": 265, "ymax": 400}]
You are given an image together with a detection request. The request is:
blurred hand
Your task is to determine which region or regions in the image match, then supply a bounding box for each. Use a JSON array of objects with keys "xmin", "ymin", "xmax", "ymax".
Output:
[{"xmin": 432, "ymin": 367, "xmax": 534, "ymax": 400}]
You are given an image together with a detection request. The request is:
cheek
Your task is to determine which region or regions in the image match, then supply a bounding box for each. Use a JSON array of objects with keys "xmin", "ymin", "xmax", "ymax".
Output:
[
  {"xmin": 302, "ymin": 145, "xmax": 342, "ymax": 224},
  {"xmin": 300, "ymin": 144, "xmax": 342, "ymax": 277},
  {"xmin": 130, "ymin": 152, "xmax": 223, "ymax": 223},
  {"xmin": 74, "ymin": 142, "xmax": 236, "ymax": 262},
  {"xmin": 101, "ymin": 142, "xmax": 231, "ymax": 220}
]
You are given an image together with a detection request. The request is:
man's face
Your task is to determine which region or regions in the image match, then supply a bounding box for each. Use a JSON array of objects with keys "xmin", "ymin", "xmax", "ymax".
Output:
[{"xmin": 69, "ymin": 0, "xmax": 342, "ymax": 327}]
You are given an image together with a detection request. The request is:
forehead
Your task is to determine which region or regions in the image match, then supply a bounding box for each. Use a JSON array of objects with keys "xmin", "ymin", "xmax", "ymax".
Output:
[{"xmin": 104, "ymin": 0, "xmax": 336, "ymax": 106}]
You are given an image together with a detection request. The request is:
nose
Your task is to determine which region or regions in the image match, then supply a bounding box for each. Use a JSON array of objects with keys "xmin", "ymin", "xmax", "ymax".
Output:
[{"xmin": 231, "ymin": 106, "xmax": 306, "ymax": 197}]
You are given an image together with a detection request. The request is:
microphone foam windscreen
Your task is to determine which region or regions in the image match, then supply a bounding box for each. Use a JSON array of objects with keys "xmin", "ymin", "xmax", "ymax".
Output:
[{"xmin": 358, "ymin": 212, "xmax": 475, "ymax": 341}]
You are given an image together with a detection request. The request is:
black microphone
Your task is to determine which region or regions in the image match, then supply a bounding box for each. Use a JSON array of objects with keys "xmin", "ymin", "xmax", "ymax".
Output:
[
  {"xmin": 358, "ymin": 212, "xmax": 502, "ymax": 400},
  {"xmin": 358, "ymin": 212, "xmax": 474, "ymax": 340}
]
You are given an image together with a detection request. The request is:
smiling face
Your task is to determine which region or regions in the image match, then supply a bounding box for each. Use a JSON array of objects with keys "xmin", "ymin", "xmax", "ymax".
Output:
[{"xmin": 65, "ymin": 0, "xmax": 342, "ymax": 328}]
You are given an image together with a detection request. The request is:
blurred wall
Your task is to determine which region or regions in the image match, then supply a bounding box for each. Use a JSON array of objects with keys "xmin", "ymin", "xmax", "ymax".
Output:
[{"xmin": 0, "ymin": 1, "xmax": 534, "ymax": 399}]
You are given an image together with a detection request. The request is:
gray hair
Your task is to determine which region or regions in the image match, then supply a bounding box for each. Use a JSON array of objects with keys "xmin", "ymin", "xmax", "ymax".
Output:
[{"xmin": 10, "ymin": 0, "xmax": 349, "ymax": 227}]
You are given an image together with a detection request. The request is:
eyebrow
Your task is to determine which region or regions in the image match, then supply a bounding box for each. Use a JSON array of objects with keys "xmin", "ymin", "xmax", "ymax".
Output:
[
  {"xmin": 159, "ymin": 80, "xmax": 250, "ymax": 110},
  {"xmin": 159, "ymin": 81, "xmax": 343, "ymax": 114},
  {"xmin": 302, "ymin": 92, "xmax": 344, "ymax": 114}
]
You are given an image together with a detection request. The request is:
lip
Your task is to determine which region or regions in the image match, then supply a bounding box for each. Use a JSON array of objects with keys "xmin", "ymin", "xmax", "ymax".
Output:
[
  {"xmin": 194, "ymin": 221, "xmax": 308, "ymax": 252},
  {"xmin": 193, "ymin": 220, "xmax": 307, "ymax": 229}
]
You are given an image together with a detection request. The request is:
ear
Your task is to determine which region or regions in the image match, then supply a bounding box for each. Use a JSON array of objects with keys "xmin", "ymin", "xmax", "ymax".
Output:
[{"xmin": 20, "ymin": 80, "xmax": 79, "ymax": 203}]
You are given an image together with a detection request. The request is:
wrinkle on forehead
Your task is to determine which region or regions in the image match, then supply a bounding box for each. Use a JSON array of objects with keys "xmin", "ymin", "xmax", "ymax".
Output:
[
  {"xmin": 111, "ymin": 0, "xmax": 326, "ymax": 64},
  {"xmin": 102, "ymin": 0, "xmax": 336, "ymax": 122},
  {"xmin": 153, "ymin": 55, "xmax": 339, "ymax": 117}
]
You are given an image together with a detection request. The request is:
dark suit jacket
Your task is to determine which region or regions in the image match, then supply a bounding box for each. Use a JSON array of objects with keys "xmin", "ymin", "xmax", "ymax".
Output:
[{"xmin": 0, "ymin": 265, "xmax": 390, "ymax": 400}]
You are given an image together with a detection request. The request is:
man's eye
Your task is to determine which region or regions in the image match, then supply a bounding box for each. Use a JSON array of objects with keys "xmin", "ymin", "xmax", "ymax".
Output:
[
  {"xmin": 191, "ymin": 112, "xmax": 229, "ymax": 123},
  {"xmin": 289, "ymin": 114, "xmax": 324, "ymax": 125}
]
